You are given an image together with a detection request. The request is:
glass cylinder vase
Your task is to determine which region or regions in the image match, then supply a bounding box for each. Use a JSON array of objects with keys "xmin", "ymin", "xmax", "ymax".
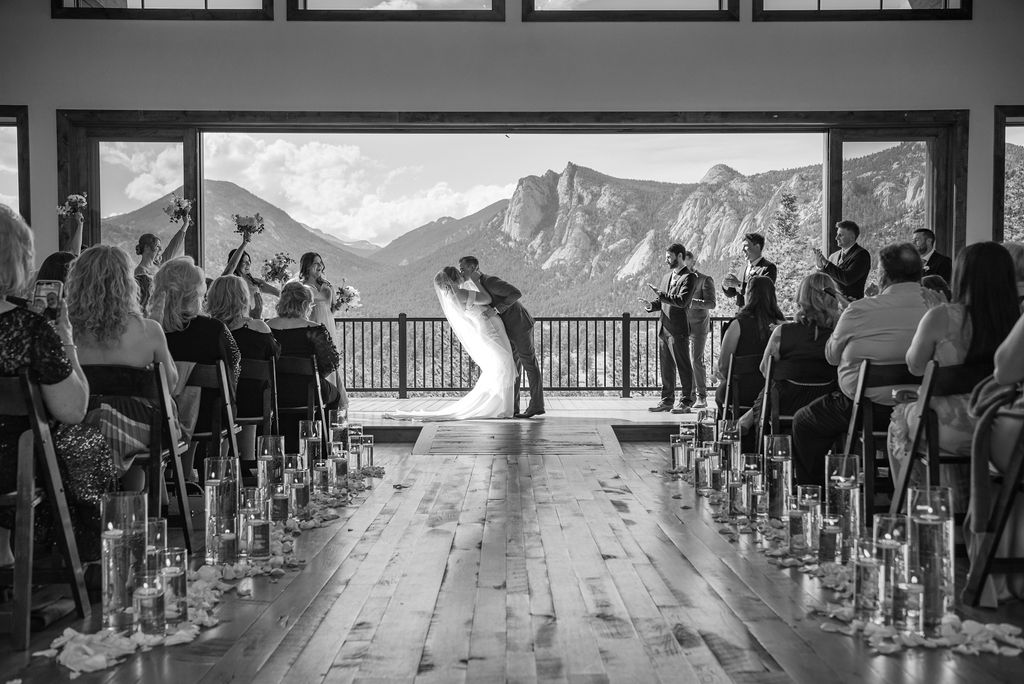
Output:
[{"xmin": 907, "ymin": 486, "xmax": 954, "ymax": 637}]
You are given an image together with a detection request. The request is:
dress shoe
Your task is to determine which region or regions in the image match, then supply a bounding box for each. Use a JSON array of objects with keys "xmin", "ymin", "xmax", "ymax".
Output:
[
  {"xmin": 692, "ymin": 397, "xmax": 707, "ymax": 409},
  {"xmin": 670, "ymin": 398, "xmax": 695, "ymax": 414},
  {"xmin": 649, "ymin": 402, "xmax": 673, "ymax": 412},
  {"xmin": 515, "ymin": 407, "xmax": 546, "ymax": 419}
]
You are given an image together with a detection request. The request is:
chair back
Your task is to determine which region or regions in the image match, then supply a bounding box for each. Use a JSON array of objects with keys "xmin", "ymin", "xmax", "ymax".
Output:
[
  {"xmin": 722, "ymin": 353, "xmax": 761, "ymax": 421},
  {"xmin": 275, "ymin": 355, "xmax": 329, "ymax": 448},
  {"xmin": 238, "ymin": 358, "xmax": 276, "ymax": 435},
  {"xmin": 843, "ymin": 360, "xmax": 919, "ymax": 455},
  {"xmin": 185, "ymin": 360, "xmax": 240, "ymax": 460},
  {"xmin": 756, "ymin": 354, "xmax": 774, "ymax": 456}
]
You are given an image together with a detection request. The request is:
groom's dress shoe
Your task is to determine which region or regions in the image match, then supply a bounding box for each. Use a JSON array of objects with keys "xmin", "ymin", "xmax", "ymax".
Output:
[
  {"xmin": 515, "ymin": 408, "xmax": 546, "ymax": 419},
  {"xmin": 649, "ymin": 402, "xmax": 673, "ymax": 412}
]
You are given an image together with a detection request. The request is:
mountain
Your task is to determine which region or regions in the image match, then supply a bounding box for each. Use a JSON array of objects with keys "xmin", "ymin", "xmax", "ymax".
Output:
[
  {"xmin": 370, "ymin": 200, "xmax": 509, "ymax": 267},
  {"xmin": 305, "ymin": 225, "xmax": 382, "ymax": 259},
  {"xmin": 101, "ymin": 180, "xmax": 385, "ymax": 298}
]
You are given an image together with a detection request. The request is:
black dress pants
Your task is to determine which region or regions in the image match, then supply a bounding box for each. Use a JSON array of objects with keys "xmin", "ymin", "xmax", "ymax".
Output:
[{"xmin": 659, "ymin": 329, "xmax": 694, "ymax": 405}]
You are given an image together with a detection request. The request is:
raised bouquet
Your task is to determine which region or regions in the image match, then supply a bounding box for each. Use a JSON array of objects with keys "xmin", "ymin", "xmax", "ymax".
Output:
[
  {"xmin": 232, "ymin": 212, "xmax": 265, "ymax": 238},
  {"xmin": 262, "ymin": 252, "xmax": 295, "ymax": 285},
  {"xmin": 332, "ymin": 282, "xmax": 362, "ymax": 313},
  {"xmin": 163, "ymin": 193, "xmax": 192, "ymax": 224},
  {"xmin": 57, "ymin": 192, "xmax": 88, "ymax": 218}
]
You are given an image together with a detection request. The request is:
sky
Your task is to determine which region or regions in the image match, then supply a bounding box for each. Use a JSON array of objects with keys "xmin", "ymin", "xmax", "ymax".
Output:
[{"xmin": 96, "ymin": 131, "xmax": 832, "ymax": 245}]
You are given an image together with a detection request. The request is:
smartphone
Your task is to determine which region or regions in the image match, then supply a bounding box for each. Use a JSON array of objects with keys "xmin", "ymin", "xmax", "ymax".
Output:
[{"xmin": 32, "ymin": 280, "xmax": 63, "ymax": 320}]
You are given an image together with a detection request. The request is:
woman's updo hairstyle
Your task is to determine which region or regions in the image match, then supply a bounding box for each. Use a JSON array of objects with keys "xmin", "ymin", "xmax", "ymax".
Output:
[{"xmin": 136, "ymin": 233, "xmax": 159, "ymax": 256}]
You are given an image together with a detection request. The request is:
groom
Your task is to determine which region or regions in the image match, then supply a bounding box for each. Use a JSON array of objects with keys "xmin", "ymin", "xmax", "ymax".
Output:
[{"xmin": 459, "ymin": 256, "xmax": 545, "ymax": 419}]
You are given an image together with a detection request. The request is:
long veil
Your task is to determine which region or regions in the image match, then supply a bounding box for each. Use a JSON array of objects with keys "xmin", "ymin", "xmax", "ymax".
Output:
[{"xmin": 385, "ymin": 283, "xmax": 515, "ymax": 421}]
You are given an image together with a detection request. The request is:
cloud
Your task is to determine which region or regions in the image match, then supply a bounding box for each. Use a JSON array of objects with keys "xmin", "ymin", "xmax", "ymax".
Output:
[
  {"xmin": 202, "ymin": 132, "xmax": 514, "ymax": 245},
  {"xmin": 101, "ymin": 141, "xmax": 184, "ymax": 203},
  {"xmin": 0, "ymin": 192, "xmax": 17, "ymax": 209},
  {"xmin": 0, "ymin": 127, "xmax": 17, "ymax": 174}
]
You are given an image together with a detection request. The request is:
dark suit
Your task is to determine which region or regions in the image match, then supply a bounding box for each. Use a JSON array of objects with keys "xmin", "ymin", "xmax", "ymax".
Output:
[
  {"xmin": 478, "ymin": 273, "xmax": 543, "ymax": 413},
  {"xmin": 821, "ymin": 243, "xmax": 871, "ymax": 300},
  {"xmin": 923, "ymin": 250, "xmax": 952, "ymax": 283},
  {"xmin": 722, "ymin": 257, "xmax": 777, "ymax": 308},
  {"xmin": 647, "ymin": 267, "xmax": 697, "ymax": 405}
]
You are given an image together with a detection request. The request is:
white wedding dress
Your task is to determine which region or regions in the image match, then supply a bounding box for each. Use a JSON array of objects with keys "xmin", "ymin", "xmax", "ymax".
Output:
[{"xmin": 386, "ymin": 286, "xmax": 516, "ymax": 421}]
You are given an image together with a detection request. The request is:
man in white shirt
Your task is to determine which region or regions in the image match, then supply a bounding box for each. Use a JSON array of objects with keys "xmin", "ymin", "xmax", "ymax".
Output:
[{"xmin": 792, "ymin": 243, "xmax": 931, "ymax": 486}]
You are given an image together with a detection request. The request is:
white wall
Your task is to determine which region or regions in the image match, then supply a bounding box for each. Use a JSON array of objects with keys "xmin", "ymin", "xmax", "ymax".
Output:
[{"xmin": 2, "ymin": 0, "xmax": 1023, "ymax": 257}]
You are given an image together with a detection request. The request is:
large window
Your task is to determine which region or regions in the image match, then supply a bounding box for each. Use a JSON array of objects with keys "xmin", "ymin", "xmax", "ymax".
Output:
[
  {"xmin": 754, "ymin": 0, "xmax": 971, "ymax": 21},
  {"xmin": 523, "ymin": 0, "xmax": 737, "ymax": 21},
  {"xmin": 288, "ymin": 0, "xmax": 504, "ymax": 21},
  {"xmin": 53, "ymin": 0, "xmax": 273, "ymax": 20},
  {"xmin": 0, "ymin": 106, "xmax": 29, "ymax": 224},
  {"xmin": 996, "ymin": 107, "xmax": 1024, "ymax": 244}
]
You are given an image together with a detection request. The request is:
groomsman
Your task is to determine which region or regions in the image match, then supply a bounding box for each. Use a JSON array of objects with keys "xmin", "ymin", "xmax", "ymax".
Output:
[
  {"xmin": 815, "ymin": 219, "xmax": 871, "ymax": 300},
  {"xmin": 912, "ymin": 228, "xmax": 952, "ymax": 283},
  {"xmin": 721, "ymin": 233, "xmax": 777, "ymax": 308},
  {"xmin": 684, "ymin": 250, "xmax": 715, "ymax": 409},
  {"xmin": 640, "ymin": 243, "xmax": 696, "ymax": 414}
]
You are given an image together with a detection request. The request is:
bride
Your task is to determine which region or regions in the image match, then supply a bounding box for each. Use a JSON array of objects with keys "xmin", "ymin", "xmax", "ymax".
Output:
[{"xmin": 386, "ymin": 266, "xmax": 516, "ymax": 421}]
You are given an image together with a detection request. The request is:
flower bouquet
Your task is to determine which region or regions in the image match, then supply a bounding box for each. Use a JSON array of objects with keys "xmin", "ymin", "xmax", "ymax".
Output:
[
  {"xmin": 232, "ymin": 212, "xmax": 265, "ymax": 238},
  {"xmin": 57, "ymin": 193, "xmax": 88, "ymax": 218},
  {"xmin": 262, "ymin": 252, "xmax": 295, "ymax": 286},
  {"xmin": 332, "ymin": 282, "xmax": 362, "ymax": 313},
  {"xmin": 163, "ymin": 194, "xmax": 192, "ymax": 224}
]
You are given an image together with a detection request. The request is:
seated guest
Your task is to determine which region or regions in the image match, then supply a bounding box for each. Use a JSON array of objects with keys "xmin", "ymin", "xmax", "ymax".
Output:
[
  {"xmin": 134, "ymin": 218, "xmax": 189, "ymax": 315},
  {"xmin": 921, "ymin": 275, "xmax": 952, "ymax": 303},
  {"xmin": 716, "ymin": 276, "xmax": 785, "ymax": 420},
  {"xmin": 268, "ymin": 282, "xmax": 340, "ymax": 449},
  {"xmin": 150, "ymin": 257, "xmax": 240, "ymax": 478},
  {"xmin": 222, "ymin": 232, "xmax": 279, "ymax": 320},
  {"xmin": 0, "ymin": 204, "xmax": 115, "ymax": 563},
  {"xmin": 1003, "ymin": 241, "xmax": 1024, "ymax": 309},
  {"xmin": 740, "ymin": 273, "xmax": 840, "ymax": 436},
  {"xmin": 888, "ymin": 243, "xmax": 1019, "ymax": 496},
  {"xmin": 35, "ymin": 251, "xmax": 76, "ymax": 286},
  {"xmin": 966, "ymin": 307, "xmax": 1024, "ymax": 606},
  {"xmin": 67, "ymin": 245, "xmax": 179, "ymax": 490},
  {"xmin": 206, "ymin": 275, "xmax": 280, "ymax": 458},
  {"xmin": 792, "ymin": 243, "xmax": 931, "ymax": 486}
]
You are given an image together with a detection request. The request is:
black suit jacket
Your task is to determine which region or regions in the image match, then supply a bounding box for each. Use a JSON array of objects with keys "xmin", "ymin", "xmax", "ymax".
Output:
[
  {"xmin": 647, "ymin": 267, "xmax": 696, "ymax": 337},
  {"xmin": 478, "ymin": 273, "xmax": 534, "ymax": 335},
  {"xmin": 821, "ymin": 243, "xmax": 871, "ymax": 300},
  {"xmin": 923, "ymin": 251, "xmax": 952, "ymax": 283},
  {"xmin": 722, "ymin": 257, "xmax": 777, "ymax": 308}
]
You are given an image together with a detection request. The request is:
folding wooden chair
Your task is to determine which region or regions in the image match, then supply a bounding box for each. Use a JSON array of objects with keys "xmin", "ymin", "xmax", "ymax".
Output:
[
  {"xmin": 83, "ymin": 362, "xmax": 195, "ymax": 554},
  {"xmin": 842, "ymin": 360, "xmax": 919, "ymax": 523},
  {"xmin": 889, "ymin": 360, "xmax": 992, "ymax": 516},
  {"xmin": 0, "ymin": 369, "xmax": 90, "ymax": 650},
  {"xmin": 962, "ymin": 404, "xmax": 1024, "ymax": 606},
  {"xmin": 275, "ymin": 355, "xmax": 329, "ymax": 458},
  {"xmin": 755, "ymin": 355, "xmax": 798, "ymax": 456},
  {"xmin": 720, "ymin": 353, "xmax": 761, "ymax": 422},
  {"xmin": 186, "ymin": 360, "xmax": 241, "ymax": 465},
  {"xmin": 236, "ymin": 358, "xmax": 277, "ymax": 486}
]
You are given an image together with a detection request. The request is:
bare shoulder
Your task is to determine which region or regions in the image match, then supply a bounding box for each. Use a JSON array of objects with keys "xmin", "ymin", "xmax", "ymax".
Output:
[
  {"xmin": 141, "ymin": 316, "xmax": 168, "ymax": 341},
  {"xmin": 248, "ymin": 319, "xmax": 272, "ymax": 334}
]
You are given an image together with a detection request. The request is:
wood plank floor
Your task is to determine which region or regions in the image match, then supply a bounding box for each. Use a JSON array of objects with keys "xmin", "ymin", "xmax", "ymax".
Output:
[{"xmin": 3, "ymin": 425, "xmax": 1024, "ymax": 683}]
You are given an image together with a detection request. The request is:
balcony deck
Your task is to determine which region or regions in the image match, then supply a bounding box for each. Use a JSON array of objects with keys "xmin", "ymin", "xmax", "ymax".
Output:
[{"xmin": 3, "ymin": 411, "xmax": 1023, "ymax": 683}]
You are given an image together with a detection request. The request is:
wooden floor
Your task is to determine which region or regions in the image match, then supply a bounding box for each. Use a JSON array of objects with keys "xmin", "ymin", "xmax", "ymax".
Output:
[{"xmin": 3, "ymin": 419, "xmax": 1024, "ymax": 683}]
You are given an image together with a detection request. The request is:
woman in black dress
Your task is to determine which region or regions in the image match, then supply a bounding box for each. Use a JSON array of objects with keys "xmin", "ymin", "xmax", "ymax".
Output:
[
  {"xmin": 0, "ymin": 205, "xmax": 115, "ymax": 563},
  {"xmin": 267, "ymin": 282, "xmax": 340, "ymax": 451},
  {"xmin": 149, "ymin": 257, "xmax": 240, "ymax": 479},
  {"xmin": 222, "ymin": 232, "xmax": 280, "ymax": 320},
  {"xmin": 206, "ymin": 275, "xmax": 280, "ymax": 458}
]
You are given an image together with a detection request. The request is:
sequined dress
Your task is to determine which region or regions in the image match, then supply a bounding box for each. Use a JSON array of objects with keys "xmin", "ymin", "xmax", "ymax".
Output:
[{"xmin": 0, "ymin": 307, "xmax": 116, "ymax": 561}]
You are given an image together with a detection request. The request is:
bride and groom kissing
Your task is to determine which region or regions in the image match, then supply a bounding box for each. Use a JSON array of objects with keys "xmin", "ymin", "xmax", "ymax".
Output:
[{"xmin": 386, "ymin": 256, "xmax": 545, "ymax": 422}]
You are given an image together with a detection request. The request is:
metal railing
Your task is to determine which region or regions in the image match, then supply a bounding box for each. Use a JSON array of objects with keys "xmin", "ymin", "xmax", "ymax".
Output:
[{"xmin": 337, "ymin": 314, "xmax": 732, "ymax": 397}]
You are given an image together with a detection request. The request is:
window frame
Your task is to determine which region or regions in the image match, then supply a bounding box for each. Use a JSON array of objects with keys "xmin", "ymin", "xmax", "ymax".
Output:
[
  {"xmin": 57, "ymin": 109, "xmax": 968, "ymax": 269},
  {"xmin": 0, "ymin": 105, "xmax": 31, "ymax": 225},
  {"xmin": 752, "ymin": 0, "xmax": 972, "ymax": 22},
  {"xmin": 287, "ymin": 0, "xmax": 505, "ymax": 22},
  {"xmin": 522, "ymin": 0, "xmax": 738, "ymax": 22},
  {"xmin": 52, "ymin": 0, "xmax": 274, "ymax": 21},
  {"xmin": 993, "ymin": 105, "xmax": 1024, "ymax": 243}
]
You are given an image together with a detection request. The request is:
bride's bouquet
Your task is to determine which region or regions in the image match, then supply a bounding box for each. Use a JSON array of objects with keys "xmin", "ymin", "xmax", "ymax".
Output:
[
  {"xmin": 57, "ymin": 192, "xmax": 88, "ymax": 218},
  {"xmin": 262, "ymin": 252, "xmax": 295, "ymax": 285},
  {"xmin": 232, "ymin": 212, "xmax": 265, "ymax": 238},
  {"xmin": 163, "ymin": 193, "xmax": 192, "ymax": 224},
  {"xmin": 332, "ymin": 282, "xmax": 361, "ymax": 313}
]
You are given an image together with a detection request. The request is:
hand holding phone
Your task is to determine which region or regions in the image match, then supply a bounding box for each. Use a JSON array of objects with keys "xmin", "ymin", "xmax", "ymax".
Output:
[{"xmin": 32, "ymin": 280, "xmax": 63, "ymax": 321}]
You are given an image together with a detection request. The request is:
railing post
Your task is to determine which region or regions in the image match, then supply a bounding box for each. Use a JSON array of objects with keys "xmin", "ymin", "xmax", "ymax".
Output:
[
  {"xmin": 621, "ymin": 312, "xmax": 631, "ymax": 398},
  {"xmin": 398, "ymin": 313, "xmax": 408, "ymax": 399}
]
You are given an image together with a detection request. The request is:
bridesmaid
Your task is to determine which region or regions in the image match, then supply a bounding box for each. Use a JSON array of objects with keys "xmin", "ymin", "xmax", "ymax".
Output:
[
  {"xmin": 298, "ymin": 252, "xmax": 348, "ymax": 410},
  {"xmin": 222, "ymin": 231, "xmax": 280, "ymax": 319},
  {"xmin": 134, "ymin": 214, "xmax": 190, "ymax": 314}
]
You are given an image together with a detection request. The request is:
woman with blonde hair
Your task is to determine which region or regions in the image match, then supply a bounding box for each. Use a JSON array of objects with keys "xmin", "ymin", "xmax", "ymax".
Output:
[
  {"xmin": 68, "ymin": 245, "xmax": 178, "ymax": 487},
  {"xmin": 267, "ymin": 281, "xmax": 340, "ymax": 451},
  {"xmin": 0, "ymin": 204, "xmax": 115, "ymax": 563},
  {"xmin": 150, "ymin": 257, "xmax": 239, "ymax": 479},
  {"xmin": 207, "ymin": 275, "xmax": 280, "ymax": 459},
  {"xmin": 739, "ymin": 272, "xmax": 840, "ymax": 436}
]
